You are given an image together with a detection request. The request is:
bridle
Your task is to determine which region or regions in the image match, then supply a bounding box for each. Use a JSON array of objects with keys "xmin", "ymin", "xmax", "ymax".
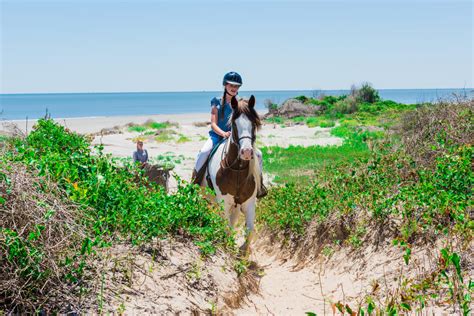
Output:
[{"xmin": 221, "ymin": 120, "xmax": 256, "ymax": 171}]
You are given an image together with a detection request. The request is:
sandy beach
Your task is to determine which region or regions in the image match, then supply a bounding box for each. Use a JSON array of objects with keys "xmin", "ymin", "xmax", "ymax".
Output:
[{"xmin": 1, "ymin": 113, "xmax": 342, "ymax": 189}]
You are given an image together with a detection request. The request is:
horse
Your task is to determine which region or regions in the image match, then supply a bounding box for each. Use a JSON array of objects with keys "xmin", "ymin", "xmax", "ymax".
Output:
[{"xmin": 202, "ymin": 95, "xmax": 262, "ymax": 255}]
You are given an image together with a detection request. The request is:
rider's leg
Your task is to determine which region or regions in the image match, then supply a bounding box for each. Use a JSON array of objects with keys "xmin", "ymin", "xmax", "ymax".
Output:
[
  {"xmin": 255, "ymin": 149, "xmax": 268, "ymax": 198},
  {"xmin": 192, "ymin": 138, "xmax": 213, "ymax": 185}
]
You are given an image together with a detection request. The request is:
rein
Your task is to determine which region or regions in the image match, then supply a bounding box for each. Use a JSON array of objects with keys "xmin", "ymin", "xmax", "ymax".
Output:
[{"xmin": 220, "ymin": 122, "xmax": 255, "ymax": 171}]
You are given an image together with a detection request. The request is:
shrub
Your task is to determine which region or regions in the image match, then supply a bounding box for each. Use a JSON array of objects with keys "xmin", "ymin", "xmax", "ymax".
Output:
[
  {"xmin": 294, "ymin": 95, "xmax": 308, "ymax": 102},
  {"xmin": 147, "ymin": 121, "xmax": 171, "ymax": 130},
  {"xmin": 351, "ymin": 82, "xmax": 380, "ymax": 103},
  {"xmin": 127, "ymin": 125, "xmax": 147, "ymax": 133},
  {"xmin": 0, "ymin": 160, "xmax": 87, "ymax": 313},
  {"xmin": 8, "ymin": 119, "xmax": 232, "ymax": 251},
  {"xmin": 332, "ymin": 96, "xmax": 358, "ymax": 115}
]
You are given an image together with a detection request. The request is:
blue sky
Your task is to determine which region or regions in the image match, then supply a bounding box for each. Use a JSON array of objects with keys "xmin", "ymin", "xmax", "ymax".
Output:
[{"xmin": 1, "ymin": 0, "xmax": 472, "ymax": 93}]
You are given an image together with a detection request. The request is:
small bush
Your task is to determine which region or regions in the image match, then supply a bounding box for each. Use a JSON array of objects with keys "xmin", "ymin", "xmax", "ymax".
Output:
[
  {"xmin": 266, "ymin": 117, "xmax": 284, "ymax": 124},
  {"xmin": 264, "ymin": 99, "xmax": 278, "ymax": 111},
  {"xmin": 177, "ymin": 135, "xmax": 191, "ymax": 143},
  {"xmin": 128, "ymin": 125, "xmax": 147, "ymax": 133},
  {"xmin": 147, "ymin": 121, "xmax": 171, "ymax": 130},
  {"xmin": 294, "ymin": 95, "xmax": 308, "ymax": 102},
  {"xmin": 332, "ymin": 97, "xmax": 359, "ymax": 115},
  {"xmin": 352, "ymin": 82, "xmax": 380, "ymax": 103},
  {"xmin": 319, "ymin": 120, "xmax": 336, "ymax": 128}
]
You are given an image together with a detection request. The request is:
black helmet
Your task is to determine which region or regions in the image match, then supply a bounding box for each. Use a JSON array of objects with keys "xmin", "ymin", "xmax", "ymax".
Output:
[{"xmin": 222, "ymin": 71, "xmax": 243, "ymax": 86}]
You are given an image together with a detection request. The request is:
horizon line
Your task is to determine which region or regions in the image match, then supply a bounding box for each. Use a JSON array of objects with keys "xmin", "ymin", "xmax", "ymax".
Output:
[{"xmin": 1, "ymin": 87, "xmax": 473, "ymax": 96}]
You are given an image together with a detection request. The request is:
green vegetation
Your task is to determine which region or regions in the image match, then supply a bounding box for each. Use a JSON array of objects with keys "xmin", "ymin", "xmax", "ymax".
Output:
[
  {"xmin": 127, "ymin": 125, "xmax": 147, "ymax": 133},
  {"xmin": 262, "ymin": 127, "xmax": 381, "ymax": 184},
  {"xmin": 10, "ymin": 119, "xmax": 231, "ymax": 248},
  {"xmin": 259, "ymin": 100, "xmax": 473, "ymax": 313},
  {"xmin": 128, "ymin": 120, "xmax": 175, "ymax": 133},
  {"xmin": 177, "ymin": 134, "xmax": 192, "ymax": 143},
  {"xmin": 1, "ymin": 119, "xmax": 234, "ymax": 312},
  {"xmin": 147, "ymin": 121, "xmax": 172, "ymax": 130},
  {"xmin": 271, "ymin": 83, "xmax": 418, "ymax": 129},
  {"xmin": 304, "ymin": 116, "xmax": 335, "ymax": 128},
  {"xmin": 155, "ymin": 130, "xmax": 175, "ymax": 142}
]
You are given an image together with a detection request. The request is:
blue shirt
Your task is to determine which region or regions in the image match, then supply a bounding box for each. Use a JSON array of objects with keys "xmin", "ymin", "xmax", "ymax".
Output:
[
  {"xmin": 209, "ymin": 97, "xmax": 233, "ymax": 145},
  {"xmin": 133, "ymin": 149, "xmax": 148, "ymax": 163}
]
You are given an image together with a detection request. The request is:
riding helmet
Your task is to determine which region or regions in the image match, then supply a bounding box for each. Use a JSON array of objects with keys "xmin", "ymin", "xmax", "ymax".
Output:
[{"xmin": 222, "ymin": 72, "xmax": 243, "ymax": 86}]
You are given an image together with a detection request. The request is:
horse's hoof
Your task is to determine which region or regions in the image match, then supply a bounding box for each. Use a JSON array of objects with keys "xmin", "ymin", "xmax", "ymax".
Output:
[{"xmin": 238, "ymin": 245, "xmax": 251, "ymax": 259}]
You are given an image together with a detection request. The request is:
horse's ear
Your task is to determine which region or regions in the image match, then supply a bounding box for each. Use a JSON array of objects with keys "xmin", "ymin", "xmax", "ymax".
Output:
[
  {"xmin": 231, "ymin": 96, "xmax": 238, "ymax": 110},
  {"xmin": 249, "ymin": 95, "xmax": 255, "ymax": 108}
]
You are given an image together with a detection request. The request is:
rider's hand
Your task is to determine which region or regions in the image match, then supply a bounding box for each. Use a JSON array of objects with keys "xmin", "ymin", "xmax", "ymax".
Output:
[{"xmin": 223, "ymin": 131, "xmax": 231, "ymax": 138}]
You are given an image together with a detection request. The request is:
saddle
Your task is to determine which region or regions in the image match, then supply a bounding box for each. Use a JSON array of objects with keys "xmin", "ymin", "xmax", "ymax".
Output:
[
  {"xmin": 205, "ymin": 139, "xmax": 227, "ymax": 191},
  {"xmin": 193, "ymin": 138, "xmax": 226, "ymax": 188}
]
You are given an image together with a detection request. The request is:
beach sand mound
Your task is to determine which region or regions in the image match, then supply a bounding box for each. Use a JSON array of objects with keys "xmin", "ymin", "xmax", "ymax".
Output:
[
  {"xmin": 265, "ymin": 98, "xmax": 322, "ymax": 119},
  {"xmin": 87, "ymin": 239, "xmax": 255, "ymax": 315},
  {"xmin": 233, "ymin": 224, "xmax": 469, "ymax": 315}
]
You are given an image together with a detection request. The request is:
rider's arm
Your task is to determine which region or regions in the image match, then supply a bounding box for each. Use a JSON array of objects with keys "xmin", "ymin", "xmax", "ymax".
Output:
[{"xmin": 210, "ymin": 106, "xmax": 227, "ymax": 137}]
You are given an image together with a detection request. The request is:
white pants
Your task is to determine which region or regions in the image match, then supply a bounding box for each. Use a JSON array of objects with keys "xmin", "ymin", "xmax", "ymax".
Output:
[{"xmin": 194, "ymin": 138, "xmax": 262, "ymax": 172}]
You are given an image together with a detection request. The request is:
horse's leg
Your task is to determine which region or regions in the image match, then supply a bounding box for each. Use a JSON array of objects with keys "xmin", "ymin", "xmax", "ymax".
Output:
[
  {"xmin": 221, "ymin": 195, "xmax": 237, "ymax": 234},
  {"xmin": 240, "ymin": 198, "xmax": 256, "ymax": 257},
  {"xmin": 229, "ymin": 203, "xmax": 239, "ymax": 228}
]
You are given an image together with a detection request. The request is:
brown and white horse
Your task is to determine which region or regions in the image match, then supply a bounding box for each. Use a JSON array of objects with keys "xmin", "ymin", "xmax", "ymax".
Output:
[{"xmin": 202, "ymin": 95, "xmax": 262, "ymax": 254}]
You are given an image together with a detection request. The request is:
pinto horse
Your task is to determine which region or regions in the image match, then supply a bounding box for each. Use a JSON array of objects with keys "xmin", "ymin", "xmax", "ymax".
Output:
[{"xmin": 202, "ymin": 95, "xmax": 262, "ymax": 254}]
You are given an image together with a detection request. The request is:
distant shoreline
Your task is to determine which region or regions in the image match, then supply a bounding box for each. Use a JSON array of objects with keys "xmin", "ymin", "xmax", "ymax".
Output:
[
  {"xmin": 1, "ymin": 87, "xmax": 473, "ymax": 96},
  {"xmin": 1, "ymin": 88, "xmax": 472, "ymax": 121}
]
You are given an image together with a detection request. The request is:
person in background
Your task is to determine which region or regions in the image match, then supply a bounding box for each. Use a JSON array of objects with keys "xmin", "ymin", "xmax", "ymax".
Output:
[{"xmin": 132, "ymin": 140, "xmax": 148, "ymax": 164}]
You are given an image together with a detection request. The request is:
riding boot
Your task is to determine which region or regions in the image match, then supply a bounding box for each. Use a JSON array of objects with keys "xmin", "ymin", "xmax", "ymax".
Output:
[
  {"xmin": 256, "ymin": 174, "xmax": 268, "ymax": 199},
  {"xmin": 191, "ymin": 165, "xmax": 207, "ymax": 186}
]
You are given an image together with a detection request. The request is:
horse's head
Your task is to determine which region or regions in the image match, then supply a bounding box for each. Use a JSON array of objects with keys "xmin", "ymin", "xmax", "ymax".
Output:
[{"xmin": 230, "ymin": 95, "xmax": 262, "ymax": 161}]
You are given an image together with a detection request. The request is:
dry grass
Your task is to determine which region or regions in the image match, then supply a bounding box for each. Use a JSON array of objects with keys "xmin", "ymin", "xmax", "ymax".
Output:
[
  {"xmin": 0, "ymin": 161, "xmax": 90, "ymax": 313},
  {"xmin": 396, "ymin": 99, "xmax": 473, "ymax": 167}
]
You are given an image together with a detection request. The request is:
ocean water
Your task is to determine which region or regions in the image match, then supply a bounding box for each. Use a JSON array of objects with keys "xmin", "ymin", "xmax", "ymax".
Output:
[{"xmin": 0, "ymin": 88, "xmax": 472, "ymax": 120}]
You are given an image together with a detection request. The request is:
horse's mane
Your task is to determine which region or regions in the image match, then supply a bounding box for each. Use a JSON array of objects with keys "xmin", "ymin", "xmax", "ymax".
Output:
[{"xmin": 230, "ymin": 98, "xmax": 262, "ymax": 130}]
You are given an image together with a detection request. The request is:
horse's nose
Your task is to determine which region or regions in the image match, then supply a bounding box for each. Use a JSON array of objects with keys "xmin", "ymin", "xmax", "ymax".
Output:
[{"xmin": 240, "ymin": 148, "xmax": 253, "ymax": 160}]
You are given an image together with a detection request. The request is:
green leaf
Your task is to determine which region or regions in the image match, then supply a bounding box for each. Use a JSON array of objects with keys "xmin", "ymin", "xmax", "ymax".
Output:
[
  {"xmin": 400, "ymin": 303, "xmax": 411, "ymax": 311},
  {"xmin": 451, "ymin": 252, "xmax": 462, "ymax": 281},
  {"xmin": 367, "ymin": 300, "xmax": 375, "ymax": 314},
  {"xmin": 440, "ymin": 248, "xmax": 449, "ymax": 261},
  {"xmin": 345, "ymin": 304, "xmax": 354, "ymax": 314}
]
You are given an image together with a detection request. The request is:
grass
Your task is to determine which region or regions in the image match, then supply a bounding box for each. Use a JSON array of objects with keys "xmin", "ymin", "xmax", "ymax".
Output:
[
  {"xmin": 177, "ymin": 134, "xmax": 192, "ymax": 143},
  {"xmin": 147, "ymin": 121, "xmax": 172, "ymax": 130},
  {"xmin": 262, "ymin": 127, "xmax": 381, "ymax": 184},
  {"xmin": 128, "ymin": 120, "xmax": 176, "ymax": 134},
  {"xmin": 305, "ymin": 116, "xmax": 335, "ymax": 128},
  {"xmin": 155, "ymin": 131, "xmax": 175, "ymax": 142},
  {"xmin": 127, "ymin": 125, "xmax": 147, "ymax": 133}
]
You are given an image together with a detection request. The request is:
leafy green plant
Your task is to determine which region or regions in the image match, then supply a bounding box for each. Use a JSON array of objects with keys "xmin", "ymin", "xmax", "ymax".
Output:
[
  {"xmin": 9, "ymin": 119, "xmax": 233, "ymax": 253},
  {"xmin": 128, "ymin": 125, "xmax": 147, "ymax": 133},
  {"xmin": 147, "ymin": 121, "xmax": 171, "ymax": 130},
  {"xmin": 177, "ymin": 135, "xmax": 191, "ymax": 143}
]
